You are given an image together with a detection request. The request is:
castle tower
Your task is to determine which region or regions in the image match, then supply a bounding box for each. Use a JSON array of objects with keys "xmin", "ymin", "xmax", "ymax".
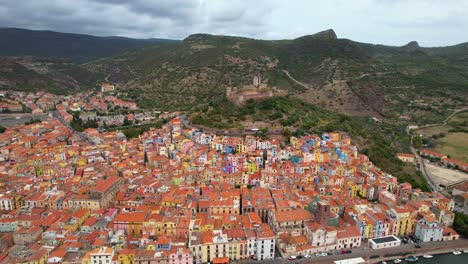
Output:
[
  {"xmin": 253, "ymin": 75, "xmax": 261, "ymax": 88},
  {"xmin": 315, "ymin": 200, "xmax": 330, "ymax": 227}
]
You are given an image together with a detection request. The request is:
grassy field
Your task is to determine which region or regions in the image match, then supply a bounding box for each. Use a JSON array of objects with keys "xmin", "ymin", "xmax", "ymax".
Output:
[
  {"xmin": 448, "ymin": 111, "xmax": 468, "ymax": 128},
  {"xmin": 415, "ymin": 125, "xmax": 451, "ymax": 137},
  {"xmin": 433, "ymin": 132, "xmax": 468, "ymax": 162}
]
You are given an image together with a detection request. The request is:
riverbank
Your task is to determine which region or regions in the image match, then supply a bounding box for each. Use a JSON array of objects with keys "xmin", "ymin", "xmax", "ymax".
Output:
[
  {"xmin": 368, "ymin": 239, "xmax": 468, "ymax": 263},
  {"xmin": 238, "ymin": 239, "xmax": 468, "ymax": 264}
]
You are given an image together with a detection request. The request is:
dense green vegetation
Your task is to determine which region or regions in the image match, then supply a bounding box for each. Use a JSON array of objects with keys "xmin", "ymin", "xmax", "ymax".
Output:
[
  {"xmin": 0, "ymin": 125, "xmax": 5, "ymax": 133},
  {"xmin": 69, "ymin": 113, "xmax": 99, "ymax": 132},
  {"xmin": 453, "ymin": 212, "xmax": 468, "ymax": 237},
  {"xmin": 190, "ymin": 96, "xmax": 429, "ymax": 191},
  {"xmin": 121, "ymin": 120, "xmax": 166, "ymax": 138},
  {"xmin": 0, "ymin": 28, "xmax": 177, "ymax": 63},
  {"xmin": 24, "ymin": 118, "xmax": 42, "ymax": 125},
  {"xmin": 85, "ymin": 30, "xmax": 467, "ymax": 124}
]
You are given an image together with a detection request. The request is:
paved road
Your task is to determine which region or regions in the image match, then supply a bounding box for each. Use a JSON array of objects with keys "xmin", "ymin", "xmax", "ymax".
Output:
[
  {"xmin": 236, "ymin": 239, "xmax": 468, "ymax": 264},
  {"xmin": 406, "ymin": 107, "xmax": 468, "ymax": 192},
  {"xmin": 411, "ymin": 107, "xmax": 468, "ymax": 132},
  {"xmin": 443, "ymin": 107, "xmax": 468, "ymax": 124},
  {"xmin": 406, "ymin": 126, "xmax": 436, "ymax": 192}
]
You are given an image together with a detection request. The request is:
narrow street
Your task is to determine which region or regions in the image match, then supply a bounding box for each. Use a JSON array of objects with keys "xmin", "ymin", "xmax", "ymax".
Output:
[{"xmin": 406, "ymin": 126, "xmax": 436, "ymax": 192}]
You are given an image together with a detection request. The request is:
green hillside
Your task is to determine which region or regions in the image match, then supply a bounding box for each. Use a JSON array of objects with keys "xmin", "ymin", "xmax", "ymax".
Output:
[
  {"xmin": 86, "ymin": 30, "xmax": 467, "ymax": 122},
  {"xmin": 0, "ymin": 28, "xmax": 177, "ymax": 63},
  {"xmin": 0, "ymin": 56, "xmax": 104, "ymax": 93}
]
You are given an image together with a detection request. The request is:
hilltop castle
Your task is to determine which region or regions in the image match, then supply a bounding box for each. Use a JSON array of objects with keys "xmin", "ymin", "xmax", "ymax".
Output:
[{"xmin": 226, "ymin": 76, "xmax": 288, "ymax": 105}]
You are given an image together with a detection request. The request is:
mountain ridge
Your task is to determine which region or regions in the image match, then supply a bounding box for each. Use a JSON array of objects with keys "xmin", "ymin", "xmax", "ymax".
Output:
[
  {"xmin": 0, "ymin": 27, "xmax": 178, "ymax": 63},
  {"xmin": 0, "ymin": 28, "xmax": 466, "ymax": 125},
  {"xmin": 85, "ymin": 29, "xmax": 467, "ymax": 124}
]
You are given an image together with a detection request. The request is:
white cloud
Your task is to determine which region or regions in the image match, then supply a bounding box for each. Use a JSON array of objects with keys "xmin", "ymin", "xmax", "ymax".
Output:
[{"xmin": 0, "ymin": 0, "xmax": 466, "ymax": 46}]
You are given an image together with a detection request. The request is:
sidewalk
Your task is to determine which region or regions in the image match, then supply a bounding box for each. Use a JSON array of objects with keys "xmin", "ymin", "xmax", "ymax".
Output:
[{"xmin": 240, "ymin": 239, "xmax": 468, "ymax": 264}]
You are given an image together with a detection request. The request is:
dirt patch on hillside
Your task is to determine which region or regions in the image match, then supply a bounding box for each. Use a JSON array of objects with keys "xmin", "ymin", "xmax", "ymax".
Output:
[{"xmin": 296, "ymin": 80, "xmax": 381, "ymax": 117}]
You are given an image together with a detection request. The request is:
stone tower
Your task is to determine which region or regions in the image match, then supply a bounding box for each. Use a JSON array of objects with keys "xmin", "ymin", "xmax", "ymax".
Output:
[
  {"xmin": 315, "ymin": 200, "xmax": 330, "ymax": 227},
  {"xmin": 253, "ymin": 75, "xmax": 261, "ymax": 88}
]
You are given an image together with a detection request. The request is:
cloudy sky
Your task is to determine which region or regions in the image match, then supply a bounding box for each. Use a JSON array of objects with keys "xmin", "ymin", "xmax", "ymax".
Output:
[{"xmin": 0, "ymin": 0, "xmax": 466, "ymax": 46}]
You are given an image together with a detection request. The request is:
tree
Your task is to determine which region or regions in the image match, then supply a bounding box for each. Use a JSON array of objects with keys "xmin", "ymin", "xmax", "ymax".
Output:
[
  {"xmin": 0, "ymin": 125, "xmax": 5, "ymax": 133},
  {"xmin": 25, "ymin": 118, "xmax": 41, "ymax": 125},
  {"xmin": 123, "ymin": 117, "xmax": 133, "ymax": 126},
  {"xmin": 84, "ymin": 118, "xmax": 99, "ymax": 128},
  {"xmin": 70, "ymin": 114, "xmax": 85, "ymax": 132},
  {"xmin": 453, "ymin": 212, "xmax": 468, "ymax": 237},
  {"xmin": 412, "ymin": 135, "xmax": 422, "ymax": 148}
]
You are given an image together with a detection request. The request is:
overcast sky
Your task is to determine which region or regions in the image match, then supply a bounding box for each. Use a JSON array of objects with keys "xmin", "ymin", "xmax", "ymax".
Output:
[{"xmin": 0, "ymin": 0, "xmax": 467, "ymax": 46}]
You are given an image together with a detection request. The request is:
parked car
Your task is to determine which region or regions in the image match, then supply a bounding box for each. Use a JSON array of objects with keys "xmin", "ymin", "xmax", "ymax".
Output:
[
  {"xmin": 415, "ymin": 244, "xmax": 421, "ymax": 248},
  {"xmin": 346, "ymin": 250, "xmax": 352, "ymax": 254},
  {"xmin": 296, "ymin": 255, "xmax": 303, "ymax": 259},
  {"xmin": 288, "ymin": 256, "xmax": 297, "ymax": 260}
]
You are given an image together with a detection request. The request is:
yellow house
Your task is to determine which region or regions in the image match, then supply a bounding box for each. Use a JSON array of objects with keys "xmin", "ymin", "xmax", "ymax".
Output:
[
  {"xmin": 76, "ymin": 157, "xmax": 87, "ymax": 166},
  {"xmin": 72, "ymin": 209, "xmax": 91, "ymax": 229},
  {"xmin": 192, "ymin": 214, "xmax": 215, "ymax": 232},
  {"xmin": 162, "ymin": 217, "xmax": 177, "ymax": 236},
  {"xmin": 81, "ymin": 252, "xmax": 91, "ymax": 264},
  {"xmin": 336, "ymin": 165, "xmax": 345, "ymax": 176},
  {"xmin": 364, "ymin": 222, "xmax": 374, "ymax": 239},
  {"xmin": 347, "ymin": 182, "xmax": 359, "ymax": 197},
  {"xmin": 21, "ymin": 250, "xmax": 49, "ymax": 264},
  {"xmin": 117, "ymin": 249, "xmax": 137, "ymax": 264},
  {"xmin": 189, "ymin": 230, "xmax": 248, "ymax": 263},
  {"xmin": 236, "ymin": 143, "xmax": 246, "ymax": 153},
  {"xmin": 290, "ymin": 136, "xmax": 298, "ymax": 147},
  {"xmin": 247, "ymin": 162, "xmax": 257, "ymax": 173},
  {"xmin": 113, "ymin": 212, "xmax": 146, "ymax": 238},
  {"xmin": 146, "ymin": 243, "xmax": 157, "ymax": 250},
  {"xmin": 390, "ymin": 206, "xmax": 416, "ymax": 236}
]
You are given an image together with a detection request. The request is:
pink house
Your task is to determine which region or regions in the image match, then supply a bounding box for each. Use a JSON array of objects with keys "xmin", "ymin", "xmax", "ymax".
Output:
[{"xmin": 169, "ymin": 247, "xmax": 193, "ymax": 264}]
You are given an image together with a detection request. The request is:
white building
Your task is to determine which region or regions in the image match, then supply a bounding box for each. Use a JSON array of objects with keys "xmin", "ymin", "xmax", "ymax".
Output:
[
  {"xmin": 336, "ymin": 226, "xmax": 362, "ymax": 249},
  {"xmin": 414, "ymin": 217, "xmax": 443, "ymax": 242},
  {"xmin": 90, "ymin": 246, "xmax": 114, "ymax": 264},
  {"xmin": 368, "ymin": 235, "xmax": 400, "ymax": 250},
  {"xmin": 0, "ymin": 194, "xmax": 14, "ymax": 210},
  {"xmin": 255, "ymin": 224, "xmax": 275, "ymax": 261},
  {"xmin": 245, "ymin": 213, "xmax": 276, "ymax": 261}
]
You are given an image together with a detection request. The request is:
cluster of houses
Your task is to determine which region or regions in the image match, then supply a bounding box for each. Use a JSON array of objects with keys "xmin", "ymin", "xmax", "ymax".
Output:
[
  {"xmin": 419, "ymin": 149, "xmax": 468, "ymax": 172},
  {"xmin": 1, "ymin": 91, "xmax": 62, "ymax": 113},
  {"xmin": 56, "ymin": 92, "xmax": 139, "ymax": 124},
  {"xmin": 0, "ymin": 98, "xmax": 23, "ymax": 113},
  {"xmin": 0, "ymin": 116, "xmax": 461, "ymax": 264}
]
